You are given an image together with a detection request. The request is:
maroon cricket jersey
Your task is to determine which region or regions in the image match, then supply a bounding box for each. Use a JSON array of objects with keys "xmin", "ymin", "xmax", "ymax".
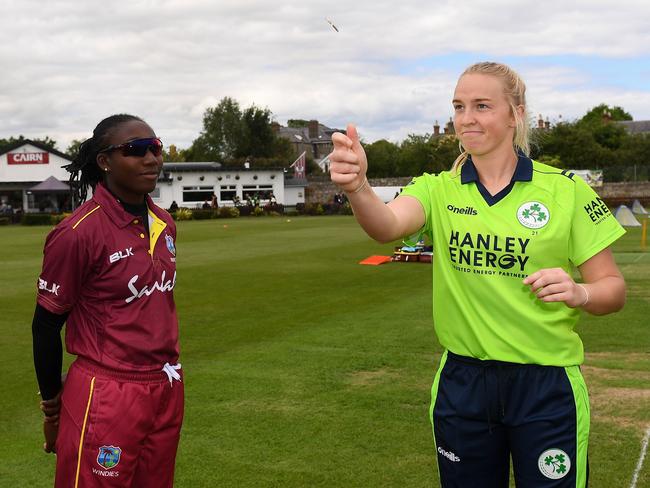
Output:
[{"xmin": 37, "ymin": 183, "xmax": 179, "ymax": 371}]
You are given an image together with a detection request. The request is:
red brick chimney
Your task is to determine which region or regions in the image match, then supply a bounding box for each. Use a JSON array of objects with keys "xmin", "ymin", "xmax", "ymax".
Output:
[
  {"xmin": 444, "ymin": 117, "xmax": 454, "ymax": 134},
  {"xmin": 538, "ymin": 114, "xmax": 544, "ymax": 129},
  {"xmin": 308, "ymin": 120, "xmax": 319, "ymax": 139},
  {"xmin": 433, "ymin": 120, "xmax": 440, "ymax": 135}
]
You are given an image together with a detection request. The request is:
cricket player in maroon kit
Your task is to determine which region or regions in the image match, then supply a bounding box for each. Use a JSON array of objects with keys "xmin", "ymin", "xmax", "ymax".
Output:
[{"xmin": 32, "ymin": 114, "xmax": 184, "ymax": 487}]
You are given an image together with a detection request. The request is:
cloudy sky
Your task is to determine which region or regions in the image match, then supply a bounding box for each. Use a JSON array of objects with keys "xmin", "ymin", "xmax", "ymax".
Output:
[{"xmin": 1, "ymin": 0, "xmax": 649, "ymax": 152}]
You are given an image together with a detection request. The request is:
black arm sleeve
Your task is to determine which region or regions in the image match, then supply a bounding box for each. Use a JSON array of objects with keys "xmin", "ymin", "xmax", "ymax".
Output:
[{"xmin": 32, "ymin": 304, "xmax": 68, "ymax": 401}]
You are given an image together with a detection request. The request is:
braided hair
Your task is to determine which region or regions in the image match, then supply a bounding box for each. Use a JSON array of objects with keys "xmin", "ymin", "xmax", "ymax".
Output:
[{"xmin": 65, "ymin": 114, "xmax": 144, "ymax": 206}]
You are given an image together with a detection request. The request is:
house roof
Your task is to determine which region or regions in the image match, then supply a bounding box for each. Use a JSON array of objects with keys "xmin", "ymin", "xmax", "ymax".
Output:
[
  {"xmin": 278, "ymin": 123, "xmax": 345, "ymax": 144},
  {"xmin": 163, "ymin": 162, "xmax": 222, "ymax": 172},
  {"xmin": 29, "ymin": 176, "xmax": 70, "ymax": 192},
  {"xmin": 616, "ymin": 120, "xmax": 650, "ymax": 134},
  {"xmin": 0, "ymin": 139, "xmax": 72, "ymax": 160}
]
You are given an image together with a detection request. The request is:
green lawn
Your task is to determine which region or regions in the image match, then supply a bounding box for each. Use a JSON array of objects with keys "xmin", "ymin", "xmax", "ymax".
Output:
[{"xmin": 0, "ymin": 216, "xmax": 648, "ymax": 487}]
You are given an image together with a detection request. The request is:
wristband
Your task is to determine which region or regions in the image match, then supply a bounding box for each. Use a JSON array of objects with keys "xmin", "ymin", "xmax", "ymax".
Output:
[
  {"xmin": 576, "ymin": 283, "xmax": 589, "ymax": 307},
  {"xmin": 345, "ymin": 178, "xmax": 368, "ymax": 194}
]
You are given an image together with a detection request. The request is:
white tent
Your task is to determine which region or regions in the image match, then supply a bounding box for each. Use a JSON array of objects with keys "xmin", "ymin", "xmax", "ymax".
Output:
[
  {"xmin": 631, "ymin": 199, "xmax": 648, "ymax": 215},
  {"xmin": 614, "ymin": 205, "xmax": 641, "ymax": 227}
]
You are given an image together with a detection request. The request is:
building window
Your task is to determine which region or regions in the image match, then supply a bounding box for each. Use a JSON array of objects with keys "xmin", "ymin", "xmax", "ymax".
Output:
[
  {"xmin": 182, "ymin": 185, "xmax": 214, "ymax": 203},
  {"xmin": 242, "ymin": 184, "xmax": 273, "ymax": 200},
  {"xmin": 220, "ymin": 185, "xmax": 237, "ymax": 201}
]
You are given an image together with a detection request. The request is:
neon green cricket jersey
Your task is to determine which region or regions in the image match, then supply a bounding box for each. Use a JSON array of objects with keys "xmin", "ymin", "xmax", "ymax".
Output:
[{"xmin": 400, "ymin": 154, "xmax": 625, "ymax": 366}]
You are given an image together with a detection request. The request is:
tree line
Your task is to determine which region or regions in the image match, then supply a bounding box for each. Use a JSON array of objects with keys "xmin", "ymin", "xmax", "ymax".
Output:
[{"xmin": 1, "ymin": 102, "xmax": 648, "ymax": 181}]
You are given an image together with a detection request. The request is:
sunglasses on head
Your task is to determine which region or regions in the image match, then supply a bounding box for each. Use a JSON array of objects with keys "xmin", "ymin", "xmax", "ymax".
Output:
[{"xmin": 99, "ymin": 137, "xmax": 163, "ymax": 158}]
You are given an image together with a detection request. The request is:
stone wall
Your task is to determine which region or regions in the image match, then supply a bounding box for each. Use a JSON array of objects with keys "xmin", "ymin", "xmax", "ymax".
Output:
[
  {"xmin": 306, "ymin": 176, "xmax": 650, "ymax": 207},
  {"xmin": 598, "ymin": 182, "xmax": 650, "ymax": 207},
  {"xmin": 306, "ymin": 176, "xmax": 413, "ymax": 204}
]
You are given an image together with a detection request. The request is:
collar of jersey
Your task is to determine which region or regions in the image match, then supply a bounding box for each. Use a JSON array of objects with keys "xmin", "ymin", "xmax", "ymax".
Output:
[
  {"xmin": 460, "ymin": 152, "xmax": 533, "ymax": 206},
  {"xmin": 92, "ymin": 183, "xmax": 157, "ymax": 229}
]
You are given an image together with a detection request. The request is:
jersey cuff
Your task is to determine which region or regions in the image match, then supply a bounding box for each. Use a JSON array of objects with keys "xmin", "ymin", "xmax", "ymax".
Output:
[
  {"xmin": 572, "ymin": 226, "xmax": 626, "ymax": 266},
  {"xmin": 37, "ymin": 294, "xmax": 71, "ymax": 315}
]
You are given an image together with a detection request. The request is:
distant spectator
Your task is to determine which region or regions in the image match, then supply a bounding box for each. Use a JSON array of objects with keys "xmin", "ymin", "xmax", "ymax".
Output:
[
  {"xmin": 210, "ymin": 193, "xmax": 218, "ymax": 209},
  {"xmin": 202, "ymin": 199, "xmax": 210, "ymax": 209},
  {"xmin": 169, "ymin": 200, "xmax": 179, "ymax": 212}
]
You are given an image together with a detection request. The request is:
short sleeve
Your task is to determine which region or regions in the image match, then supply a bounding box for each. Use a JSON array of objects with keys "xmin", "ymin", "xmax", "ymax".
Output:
[
  {"xmin": 399, "ymin": 174, "xmax": 433, "ymax": 238},
  {"xmin": 569, "ymin": 176, "xmax": 625, "ymax": 266},
  {"xmin": 37, "ymin": 225, "xmax": 92, "ymax": 314}
]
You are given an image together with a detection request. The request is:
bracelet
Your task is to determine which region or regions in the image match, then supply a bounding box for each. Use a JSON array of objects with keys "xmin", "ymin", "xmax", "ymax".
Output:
[
  {"xmin": 345, "ymin": 178, "xmax": 368, "ymax": 194},
  {"xmin": 576, "ymin": 283, "xmax": 589, "ymax": 307}
]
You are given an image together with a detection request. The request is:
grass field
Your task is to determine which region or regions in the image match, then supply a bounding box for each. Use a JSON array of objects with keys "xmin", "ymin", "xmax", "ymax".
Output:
[{"xmin": 1, "ymin": 216, "xmax": 648, "ymax": 487}]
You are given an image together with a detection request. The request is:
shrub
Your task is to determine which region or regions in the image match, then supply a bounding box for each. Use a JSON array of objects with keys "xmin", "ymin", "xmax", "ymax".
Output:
[
  {"xmin": 218, "ymin": 206, "xmax": 240, "ymax": 218},
  {"xmin": 0, "ymin": 217, "xmax": 10, "ymax": 226},
  {"xmin": 50, "ymin": 213, "xmax": 71, "ymax": 225},
  {"xmin": 173, "ymin": 208, "xmax": 193, "ymax": 221},
  {"xmin": 192, "ymin": 209, "xmax": 215, "ymax": 220},
  {"xmin": 263, "ymin": 203, "xmax": 284, "ymax": 215},
  {"xmin": 338, "ymin": 202, "xmax": 353, "ymax": 215},
  {"xmin": 21, "ymin": 213, "xmax": 53, "ymax": 226},
  {"xmin": 304, "ymin": 203, "xmax": 324, "ymax": 216},
  {"xmin": 238, "ymin": 206, "xmax": 252, "ymax": 217},
  {"xmin": 252, "ymin": 207, "xmax": 264, "ymax": 217}
]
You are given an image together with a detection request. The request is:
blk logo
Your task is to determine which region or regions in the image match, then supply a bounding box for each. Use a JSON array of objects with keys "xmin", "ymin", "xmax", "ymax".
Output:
[
  {"xmin": 109, "ymin": 247, "xmax": 134, "ymax": 264},
  {"xmin": 38, "ymin": 278, "xmax": 60, "ymax": 296}
]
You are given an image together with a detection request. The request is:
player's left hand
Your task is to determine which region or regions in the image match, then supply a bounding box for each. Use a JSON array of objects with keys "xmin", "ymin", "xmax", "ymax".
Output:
[
  {"xmin": 43, "ymin": 413, "xmax": 59, "ymax": 453},
  {"xmin": 40, "ymin": 374, "xmax": 65, "ymax": 453},
  {"xmin": 523, "ymin": 268, "xmax": 588, "ymax": 308}
]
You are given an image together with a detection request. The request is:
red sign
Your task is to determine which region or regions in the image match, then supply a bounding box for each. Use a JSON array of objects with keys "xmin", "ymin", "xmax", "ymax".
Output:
[{"xmin": 8, "ymin": 152, "xmax": 49, "ymax": 165}]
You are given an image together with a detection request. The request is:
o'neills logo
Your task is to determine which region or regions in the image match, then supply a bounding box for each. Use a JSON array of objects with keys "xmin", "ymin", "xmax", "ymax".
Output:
[
  {"xmin": 448, "ymin": 230, "xmax": 530, "ymax": 278},
  {"xmin": 447, "ymin": 204, "xmax": 477, "ymax": 215},
  {"xmin": 125, "ymin": 271, "xmax": 176, "ymax": 303},
  {"xmin": 438, "ymin": 447, "xmax": 460, "ymax": 462}
]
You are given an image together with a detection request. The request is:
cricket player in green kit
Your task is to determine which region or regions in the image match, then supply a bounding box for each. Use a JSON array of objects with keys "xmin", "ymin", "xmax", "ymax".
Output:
[{"xmin": 329, "ymin": 62, "xmax": 626, "ymax": 487}]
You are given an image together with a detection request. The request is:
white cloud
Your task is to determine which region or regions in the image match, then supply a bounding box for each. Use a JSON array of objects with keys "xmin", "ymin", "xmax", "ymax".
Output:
[{"xmin": 0, "ymin": 0, "xmax": 648, "ymax": 151}]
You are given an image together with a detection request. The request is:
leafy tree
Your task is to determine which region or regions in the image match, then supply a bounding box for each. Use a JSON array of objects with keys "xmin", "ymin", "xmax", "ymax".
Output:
[
  {"xmin": 186, "ymin": 97, "xmax": 295, "ymax": 167},
  {"xmin": 578, "ymin": 103, "xmax": 632, "ymax": 128},
  {"xmin": 287, "ymin": 119, "xmax": 310, "ymax": 128},
  {"xmin": 239, "ymin": 105, "xmax": 276, "ymax": 158},
  {"xmin": 535, "ymin": 122, "xmax": 609, "ymax": 169},
  {"xmin": 187, "ymin": 97, "xmax": 245, "ymax": 161},
  {"xmin": 399, "ymin": 134, "xmax": 433, "ymax": 176},
  {"xmin": 66, "ymin": 139, "xmax": 84, "ymax": 160},
  {"xmin": 0, "ymin": 135, "xmax": 59, "ymax": 153},
  {"xmin": 429, "ymin": 135, "xmax": 460, "ymax": 174},
  {"xmin": 163, "ymin": 144, "xmax": 186, "ymax": 162},
  {"xmin": 364, "ymin": 139, "xmax": 400, "ymax": 177}
]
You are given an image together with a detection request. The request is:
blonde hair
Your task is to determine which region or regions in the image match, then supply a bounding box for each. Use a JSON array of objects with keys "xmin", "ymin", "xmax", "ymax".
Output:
[{"xmin": 451, "ymin": 62, "xmax": 530, "ymax": 173}]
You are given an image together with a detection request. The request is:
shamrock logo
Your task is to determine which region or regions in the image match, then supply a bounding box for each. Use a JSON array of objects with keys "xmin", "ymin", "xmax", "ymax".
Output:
[
  {"xmin": 538, "ymin": 449, "xmax": 570, "ymax": 480},
  {"xmin": 517, "ymin": 201, "xmax": 550, "ymax": 229},
  {"xmin": 544, "ymin": 454, "xmax": 567, "ymax": 473}
]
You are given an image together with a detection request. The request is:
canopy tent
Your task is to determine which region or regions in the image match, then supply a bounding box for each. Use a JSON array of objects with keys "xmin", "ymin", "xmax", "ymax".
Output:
[
  {"xmin": 29, "ymin": 176, "xmax": 70, "ymax": 192},
  {"xmin": 614, "ymin": 205, "xmax": 641, "ymax": 227},
  {"xmin": 631, "ymin": 199, "xmax": 648, "ymax": 215}
]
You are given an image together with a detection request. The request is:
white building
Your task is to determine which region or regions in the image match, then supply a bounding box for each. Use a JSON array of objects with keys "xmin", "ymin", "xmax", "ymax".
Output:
[
  {"xmin": 0, "ymin": 140, "xmax": 307, "ymax": 213},
  {"xmin": 0, "ymin": 140, "xmax": 73, "ymax": 213},
  {"xmin": 156, "ymin": 163, "xmax": 307, "ymax": 209}
]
